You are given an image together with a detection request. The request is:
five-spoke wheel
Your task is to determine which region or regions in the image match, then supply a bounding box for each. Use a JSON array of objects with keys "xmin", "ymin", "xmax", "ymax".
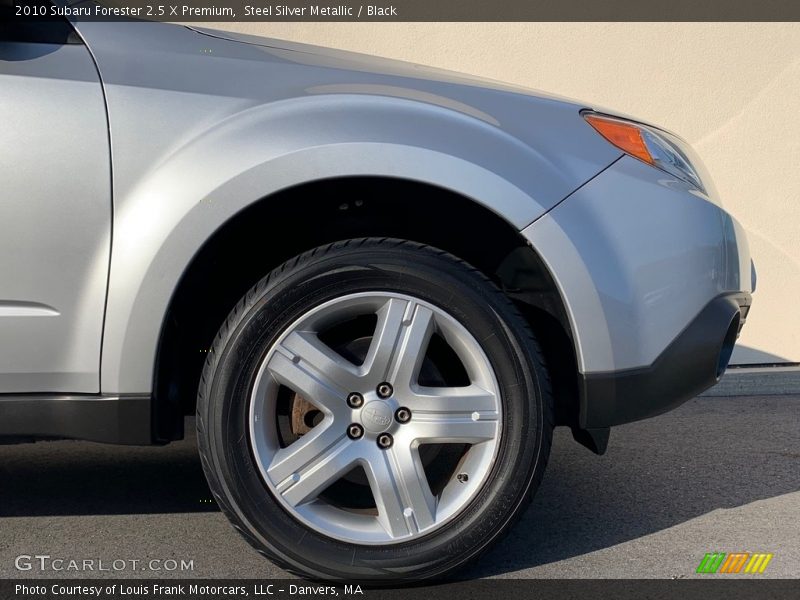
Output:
[
  {"xmin": 249, "ymin": 292, "xmax": 502, "ymax": 543},
  {"xmin": 197, "ymin": 239, "xmax": 552, "ymax": 581}
]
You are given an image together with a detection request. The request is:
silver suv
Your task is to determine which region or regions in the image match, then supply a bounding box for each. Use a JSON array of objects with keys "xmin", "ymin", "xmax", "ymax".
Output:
[{"xmin": 0, "ymin": 17, "xmax": 754, "ymax": 581}]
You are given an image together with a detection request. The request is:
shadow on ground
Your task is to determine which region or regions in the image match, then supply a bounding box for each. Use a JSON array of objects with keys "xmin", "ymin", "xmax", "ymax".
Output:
[
  {"xmin": 0, "ymin": 395, "xmax": 798, "ymax": 577},
  {"xmin": 0, "ymin": 429, "xmax": 216, "ymax": 517},
  {"xmin": 472, "ymin": 395, "xmax": 800, "ymax": 576}
]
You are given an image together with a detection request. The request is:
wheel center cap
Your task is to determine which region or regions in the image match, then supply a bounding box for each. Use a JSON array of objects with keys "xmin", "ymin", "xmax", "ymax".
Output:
[{"xmin": 360, "ymin": 400, "xmax": 394, "ymax": 434}]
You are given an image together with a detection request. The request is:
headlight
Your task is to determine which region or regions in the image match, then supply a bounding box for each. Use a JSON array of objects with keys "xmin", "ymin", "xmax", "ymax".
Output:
[{"xmin": 583, "ymin": 111, "xmax": 705, "ymax": 193}]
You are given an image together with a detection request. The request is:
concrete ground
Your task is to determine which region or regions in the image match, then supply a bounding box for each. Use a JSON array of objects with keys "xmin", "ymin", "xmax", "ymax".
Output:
[{"xmin": 0, "ymin": 395, "xmax": 797, "ymax": 579}]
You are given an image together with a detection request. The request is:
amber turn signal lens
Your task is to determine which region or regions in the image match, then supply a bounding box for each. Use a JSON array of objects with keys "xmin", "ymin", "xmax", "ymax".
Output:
[{"xmin": 584, "ymin": 114, "xmax": 654, "ymax": 165}]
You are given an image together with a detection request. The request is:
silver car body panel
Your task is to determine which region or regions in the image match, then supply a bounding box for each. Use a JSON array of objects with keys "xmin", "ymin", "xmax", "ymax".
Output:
[
  {"xmin": 523, "ymin": 155, "xmax": 753, "ymax": 373},
  {"xmin": 68, "ymin": 21, "xmax": 621, "ymax": 393},
  {"xmin": 0, "ymin": 21, "xmax": 752, "ymax": 405},
  {"xmin": 0, "ymin": 40, "xmax": 110, "ymax": 393}
]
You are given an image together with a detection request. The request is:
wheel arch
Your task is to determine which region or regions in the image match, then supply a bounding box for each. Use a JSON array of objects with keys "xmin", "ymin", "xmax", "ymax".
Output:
[{"xmin": 141, "ymin": 177, "xmax": 580, "ymax": 442}]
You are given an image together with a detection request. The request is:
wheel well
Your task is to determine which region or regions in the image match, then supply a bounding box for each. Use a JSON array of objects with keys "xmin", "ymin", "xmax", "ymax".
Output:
[{"xmin": 153, "ymin": 177, "xmax": 580, "ymax": 441}]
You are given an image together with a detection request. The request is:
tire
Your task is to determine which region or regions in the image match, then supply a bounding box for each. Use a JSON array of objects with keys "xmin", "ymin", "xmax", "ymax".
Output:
[{"xmin": 197, "ymin": 238, "xmax": 553, "ymax": 582}]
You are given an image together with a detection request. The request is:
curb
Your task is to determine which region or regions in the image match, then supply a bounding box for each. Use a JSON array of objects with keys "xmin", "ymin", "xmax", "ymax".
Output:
[{"xmin": 701, "ymin": 366, "xmax": 800, "ymax": 397}]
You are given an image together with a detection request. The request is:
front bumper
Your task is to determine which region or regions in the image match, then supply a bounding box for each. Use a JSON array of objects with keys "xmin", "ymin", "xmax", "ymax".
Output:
[
  {"xmin": 523, "ymin": 155, "xmax": 753, "ymax": 428},
  {"xmin": 579, "ymin": 292, "xmax": 750, "ymax": 428}
]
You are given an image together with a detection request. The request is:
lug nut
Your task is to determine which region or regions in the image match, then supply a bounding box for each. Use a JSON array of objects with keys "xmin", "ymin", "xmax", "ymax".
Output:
[
  {"xmin": 376, "ymin": 382, "xmax": 393, "ymax": 398},
  {"xmin": 395, "ymin": 407, "xmax": 412, "ymax": 424},
  {"xmin": 347, "ymin": 424, "xmax": 364, "ymax": 440},
  {"xmin": 346, "ymin": 392, "xmax": 364, "ymax": 408},
  {"xmin": 377, "ymin": 433, "xmax": 393, "ymax": 449}
]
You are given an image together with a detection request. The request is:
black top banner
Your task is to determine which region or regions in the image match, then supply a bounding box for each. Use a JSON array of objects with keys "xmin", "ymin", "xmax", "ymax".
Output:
[{"xmin": 5, "ymin": 0, "xmax": 800, "ymax": 21}]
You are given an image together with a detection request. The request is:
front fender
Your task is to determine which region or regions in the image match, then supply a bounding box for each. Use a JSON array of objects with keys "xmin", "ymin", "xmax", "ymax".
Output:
[
  {"xmin": 80, "ymin": 21, "xmax": 619, "ymax": 394},
  {"xmin": 102, "ymin": 96, "xmax": 558, "ymax": 393}
]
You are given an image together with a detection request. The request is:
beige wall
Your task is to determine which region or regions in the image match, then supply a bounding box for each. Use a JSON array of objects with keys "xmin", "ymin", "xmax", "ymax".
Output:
[{"xmin": 198, "ymin": 22, "xmax": 800, "ymax": 365}]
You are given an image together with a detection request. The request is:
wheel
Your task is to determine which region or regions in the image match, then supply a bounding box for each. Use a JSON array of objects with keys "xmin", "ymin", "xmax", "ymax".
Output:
[{"xmin": 197, "ymin": 238, "xmax": 553, "ymax": 581}]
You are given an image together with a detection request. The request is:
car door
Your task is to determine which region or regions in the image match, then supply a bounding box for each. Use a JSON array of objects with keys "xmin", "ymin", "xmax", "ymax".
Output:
[{"xmin": 0, "ymin": 14, "xmax": 111, "ymax": 392}]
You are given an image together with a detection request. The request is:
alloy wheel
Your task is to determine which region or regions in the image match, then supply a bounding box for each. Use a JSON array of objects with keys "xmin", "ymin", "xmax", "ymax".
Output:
[{"xmin": 248, "ymin": 292, "xmax": 502, "ymax": 544}]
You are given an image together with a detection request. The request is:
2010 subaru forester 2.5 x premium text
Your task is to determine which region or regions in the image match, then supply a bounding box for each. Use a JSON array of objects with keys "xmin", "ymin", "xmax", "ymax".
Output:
[{"xmin": 0, "ymin": 15, "xmax": 754, "ymax": 582}]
